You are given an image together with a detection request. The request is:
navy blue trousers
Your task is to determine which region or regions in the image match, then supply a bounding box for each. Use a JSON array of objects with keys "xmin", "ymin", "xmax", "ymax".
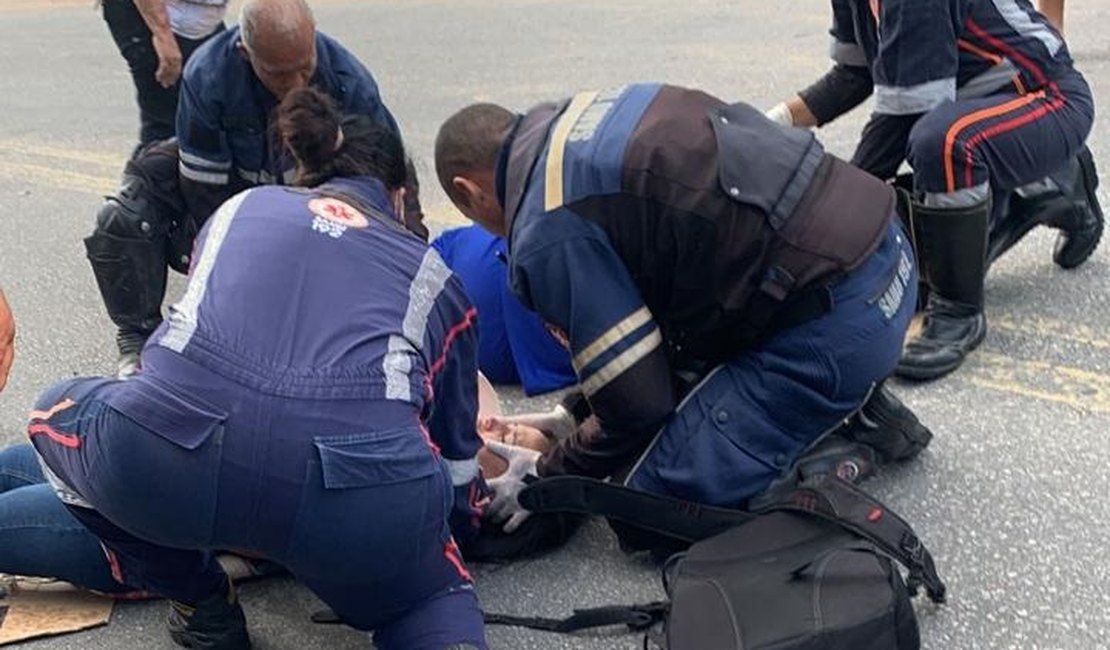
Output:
[
  {"xmin": 627, "ymin": 221, "xmax": 918, "ymax": 506},
  {"xmin": 28, "ymin": 360, "xmax": 486, "ymax": 650},
  {"xmin": 908, "ymin": 70, "xmax": 1093, "ymax": 198}
]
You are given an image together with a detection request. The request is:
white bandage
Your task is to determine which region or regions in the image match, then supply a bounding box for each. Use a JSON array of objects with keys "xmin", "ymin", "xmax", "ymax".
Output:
[{"xmin": 765, "ymin": 102, "xmax": 795, "ymax": 127}]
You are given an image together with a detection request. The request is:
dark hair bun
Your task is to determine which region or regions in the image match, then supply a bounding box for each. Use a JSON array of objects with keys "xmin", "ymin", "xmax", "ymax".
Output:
[
  {"xmin": 277, "ymin": 87, "xmax": 342, "ymax": 174},
  {"xmin": 276, "ymin": 86, "xmax": 407, "ymax": 190}
]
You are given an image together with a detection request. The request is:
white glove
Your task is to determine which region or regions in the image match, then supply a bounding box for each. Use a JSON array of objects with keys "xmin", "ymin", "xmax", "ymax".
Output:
[
  {"xmin": 765, "ymin": 102, "xmax": 795, "ymax": 127},
  {"xmin": 484, "ymin": 439, "xmax": 541, "ymax": 533},
  {"xmin": 494, "ymin": 404, "xmax": 576, "ymax": 441}
]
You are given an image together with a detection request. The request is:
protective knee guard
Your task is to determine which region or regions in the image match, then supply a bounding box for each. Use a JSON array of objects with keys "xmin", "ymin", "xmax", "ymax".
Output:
[{"xmin": 85, "ymin": 174, "xmax": 170, "ymax": 351}]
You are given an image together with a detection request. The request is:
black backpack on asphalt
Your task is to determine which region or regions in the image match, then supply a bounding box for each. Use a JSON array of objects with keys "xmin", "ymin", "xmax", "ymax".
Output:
[{"xmin": 486, "ymin": 474, "xmax": 947, "ymax": 650}]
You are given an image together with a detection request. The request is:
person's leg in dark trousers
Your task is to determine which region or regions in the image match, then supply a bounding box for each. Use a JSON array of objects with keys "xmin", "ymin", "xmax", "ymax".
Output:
[
  {"xmin": 898, "ymin": 74, "xmax": 1094, "ymax": 380},
  {"xmin": 28, "ymin": 377, "xmax": 248, "ymax": 649},
  {"xmin": 625, "ymin": 223, "xmax": 918, "ymax": 507},
  {"xmin": 101, "ymin": 0, "xmax": 221, "ymax": 149},
  {"xmin": 274, "ymin": 427, "xmax": 488, "ymax": 649}
]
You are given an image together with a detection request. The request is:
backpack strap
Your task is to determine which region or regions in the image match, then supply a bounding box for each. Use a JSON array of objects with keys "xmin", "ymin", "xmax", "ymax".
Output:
[
  {"xmin": 775, "ymin": 475, "xmax": 947, "ymax": 603},
  {"xmin": 484, "ymin": 602, "xmax": 668, "ymax": 633},
  {"xmin": 518, "ymin": 475, "xmax": 946, "ymax": 603},
  {"xmin": 517, "ymin": 475, "xmax": 756, "ymax": 543}
]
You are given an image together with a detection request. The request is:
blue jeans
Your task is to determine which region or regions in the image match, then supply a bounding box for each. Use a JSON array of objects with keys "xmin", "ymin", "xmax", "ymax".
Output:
[
  {"xmin": 627, "ymin": 221, "xmax": 918, "ymax": 506},
  {"xmin": 0, "ymin": 443, "xmax": 130, "ymax": 593}
]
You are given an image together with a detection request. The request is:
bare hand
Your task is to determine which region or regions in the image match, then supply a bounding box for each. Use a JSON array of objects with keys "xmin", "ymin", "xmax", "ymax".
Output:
[
  {"xmin": 0, "ymin": 290, "xmax": 14, "ymax": 393},
  {"xmin": 151, "ymin": 31, "xmax": 183, "ymax": 88}
]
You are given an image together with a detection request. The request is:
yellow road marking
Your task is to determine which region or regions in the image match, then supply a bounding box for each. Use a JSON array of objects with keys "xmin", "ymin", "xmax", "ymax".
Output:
[
  {"xmin": 0, "ymin": 140, "xmax": 123, "ymax": 170},
  {"xmin": 962, "ymin": 351, "xmax": 1110, "ymax": 414},
  {"xmin": 992, "ymin": 315, "xmax": 1110, "ymax": 350},
  {"xmin": 0, "ymin": 161, "xmax": 114, "ymax": 196}
]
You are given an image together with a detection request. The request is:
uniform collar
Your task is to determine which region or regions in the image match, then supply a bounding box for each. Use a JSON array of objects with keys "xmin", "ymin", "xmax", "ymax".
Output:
[
  {"xmin": 495, "ymin": 115, "xmax": 523, "ymax": 211},
  {"xmin": 319, "ymin": 176, "xmax": 396, "ymax": 220}
]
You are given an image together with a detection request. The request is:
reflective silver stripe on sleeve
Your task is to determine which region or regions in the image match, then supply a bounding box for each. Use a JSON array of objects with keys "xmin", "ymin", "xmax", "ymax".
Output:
[
  {"xmin": 382, "ymin": 249, "xmax": 453, "ymax": 402},
  {"xmin": 991, "ymin": 0, "xmax": 1062, "ymax": 58},
  {"xmin": 237, "ymin": 168, "xmax": 262, "ymax": 184},
  {"xmin": 573, "ymin": 307, "xmax": 652, "ymax": 373},
  {"xmin": 179, "ymin": 161, "xmax": 230, "ymax": 185},
  {"xmin": 179, "ymin": 149, "xmax": 231, "ymax": 171},
  {"xmin": 580, "ymin": 328, "xmax": 663, "ymax": 396},
  {"xmin": 445, "ymin": 457, "xmax": 479, "ymax": 486},
  {"xmin": 829, "ymin": 38, "xmax": 868, "ymax": 67},
  {"xmin": 402, "ymin": 250, "xmax": 453, "ymax": 343},
  {"xmin": 875, "ymin": 78, "xmax": 956, "ymax": 115},
  {"xmin": 159, "ymin": 190, "xmax": 251, "ymax": 352},
  {"xmin": 383, "ymin": 335, "xmax": 416, "ymax": 401}
]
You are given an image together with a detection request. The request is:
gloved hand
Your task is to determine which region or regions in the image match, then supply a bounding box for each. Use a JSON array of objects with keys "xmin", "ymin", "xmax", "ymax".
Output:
[
  {"xmin": 764, "ymin": 102, "xmax": 795, "ymax": 127},
  {"xmin": 484, "ymin": 439, "xmax": 541, "ymax": 533}
]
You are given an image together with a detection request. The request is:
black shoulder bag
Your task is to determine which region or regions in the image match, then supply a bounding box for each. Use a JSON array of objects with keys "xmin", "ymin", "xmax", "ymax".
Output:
[{"xmin": 485, "ymin": 474, "xmax": 946, "ymax": 650}]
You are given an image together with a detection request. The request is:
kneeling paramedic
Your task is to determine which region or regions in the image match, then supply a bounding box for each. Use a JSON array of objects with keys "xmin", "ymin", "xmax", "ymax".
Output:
[
  {"xmin": 765, "ymin": 0, "xmax": 1101, "ymax": 380},
  {"xmin": 434, "ymin": 84, "xmax": 929, "ymax": 537},
  {"xmin": 30, "ymin": 88, "xmax": 489, "ymax": 650}
]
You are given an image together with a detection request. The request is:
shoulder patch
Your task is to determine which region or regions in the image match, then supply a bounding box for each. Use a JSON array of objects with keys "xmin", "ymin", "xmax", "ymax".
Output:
[{"xmin": 308, "ymin": 197, "xmax": 369, "ymax": 239}]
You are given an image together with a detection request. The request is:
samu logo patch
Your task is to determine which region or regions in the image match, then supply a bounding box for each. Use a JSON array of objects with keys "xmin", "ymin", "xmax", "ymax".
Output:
[
  {"xmin": 308, "ymin": 197, "xmax": 370, "ymax": 239},
  {"xmin": 874, "ymin": 249, "xmax": 914, "ymax": 320}
]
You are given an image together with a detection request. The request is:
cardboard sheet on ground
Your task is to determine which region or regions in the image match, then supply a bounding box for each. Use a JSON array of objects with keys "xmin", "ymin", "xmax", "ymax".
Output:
[{"xmin": 0, "ymin": 585, "xmax": 113, "ymax": 645}]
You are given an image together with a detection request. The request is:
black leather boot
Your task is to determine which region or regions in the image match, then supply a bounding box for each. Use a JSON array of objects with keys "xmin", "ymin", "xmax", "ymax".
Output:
[
  {"xmin": 1052, "ymin": 146, "xmax": 1103, "ymax": 268},
  {"xmin": 895, "ymin": 199, "xmax": 989, "ymax": 381},
  {"xmin": 840, "ymin": 382, "xmax": 933, "ymax": 463},
  {"xmin": 990, "ymin": 146, "xmax": 1104, "ymax": 267}
]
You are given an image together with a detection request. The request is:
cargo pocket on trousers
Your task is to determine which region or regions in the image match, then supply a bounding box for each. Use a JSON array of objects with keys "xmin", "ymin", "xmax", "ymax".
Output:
[{"xmin": 286, "ymin": 427, "xmax": 445, "ymax": 581}]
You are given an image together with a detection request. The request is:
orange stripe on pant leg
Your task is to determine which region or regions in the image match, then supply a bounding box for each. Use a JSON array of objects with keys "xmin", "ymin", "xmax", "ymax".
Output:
[
  {"xmin": 962, "ymin": 97, "xmax": 1066, "ymax": 188},
  {"xmin": 957, "ymin": 39, "xmax": 1004, "ymax": 65},
  {"xmin": 28, "ymin": 398, "xmax": 76, "ymax": 421},
  {"xmin": 943, "ymin": 92, "xmax": 1046, "ymax": 192}
]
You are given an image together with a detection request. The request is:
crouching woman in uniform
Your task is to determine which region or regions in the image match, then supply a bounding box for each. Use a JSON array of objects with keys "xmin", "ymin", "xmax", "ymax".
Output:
[{"xmin": 27, "ymin": 87, "xmax": 490, "ymax": 650}]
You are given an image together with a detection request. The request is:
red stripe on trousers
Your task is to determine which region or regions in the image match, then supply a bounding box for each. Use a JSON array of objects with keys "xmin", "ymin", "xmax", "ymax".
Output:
[
  {"xmin": 962, "ymin": 96, "xmax": 1066, "ymax": 188},
  {"xmin": 444, "ymin": 538, "xmax": 472, "ymax": 582},
  {"xmin": 27, "ymin": 422, "xmax": 81, "ymax": 448},
  {"xmin": 965, "ymin": 19, "xmax": 1049, "ymax": 86},
  {"xmin": 429, "ymin": 307, "xmax": 479, "ymax": 380}
]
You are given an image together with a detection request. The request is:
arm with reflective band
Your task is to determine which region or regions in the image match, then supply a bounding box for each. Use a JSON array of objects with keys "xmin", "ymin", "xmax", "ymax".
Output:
[
  {"xmin": 176, "ymin": 74, "xmax": 232, "ymax": 186},
  {"xmin": 872, "ymin": 0, "xmax": 959, "ymax": 115},
  {"xmin": 511, "ymin": 229, "xmax": 676, "ymax": 478},
  {"xmin": 423, "ymin": 276, "xmax": 489, "ymax": 542}
]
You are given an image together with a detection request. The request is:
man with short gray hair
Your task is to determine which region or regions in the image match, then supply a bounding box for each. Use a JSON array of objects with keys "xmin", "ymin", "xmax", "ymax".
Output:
[{"xmin": 84, "ymin": 0, "xmax": 425, "ymax": 377}]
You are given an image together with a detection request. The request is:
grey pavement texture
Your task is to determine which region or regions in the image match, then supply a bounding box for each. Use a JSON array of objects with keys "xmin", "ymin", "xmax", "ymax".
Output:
[{"xmin": 1, "ymin": 0, "xmax": 1109, "ymax": 648}]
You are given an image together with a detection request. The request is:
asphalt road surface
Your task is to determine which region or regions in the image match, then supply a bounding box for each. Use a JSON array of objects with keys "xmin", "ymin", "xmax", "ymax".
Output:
[{"xmin": 1, "ymin": 1, "xmax": 1108, "ymax": 648}]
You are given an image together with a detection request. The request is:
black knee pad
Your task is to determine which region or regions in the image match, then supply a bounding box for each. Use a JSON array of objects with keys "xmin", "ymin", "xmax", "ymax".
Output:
[{"xmin": 85, "ymin": 174, "xmax": 170, "ymax": 335}]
